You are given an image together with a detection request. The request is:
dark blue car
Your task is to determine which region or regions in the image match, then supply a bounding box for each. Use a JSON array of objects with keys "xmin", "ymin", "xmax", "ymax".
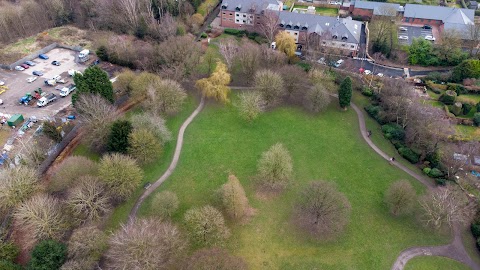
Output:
[
  {"xmin": 38, "ymin": 54, "xmax": 49, "ymax": 60},
  {"xmin": 32, "ymin": 71, "xmax": 43, "ymax": 76}
]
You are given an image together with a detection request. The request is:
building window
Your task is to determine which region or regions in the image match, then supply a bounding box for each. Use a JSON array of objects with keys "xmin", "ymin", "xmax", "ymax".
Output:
[
  {"xmin": 223, "ymin": 18, "xmax": 226, "ymax": 20},
  {"xmin": 351, "ymin": 45, "xmax": 354, "ymax": 48},
  {"xmin": 243, "ymin": 14, "xmax": 246, "ymax": 17},
  {"xmin": 230, "ymin": 13, "xmax": 233, "ymax": 15},
  {"xmin": 229, "ymin": 18, "xmax": 233, "ymax": 21},
  {"xmin": 257, "ymin": 22, "xmax": 260, "ymax": 25},
  {"xmin": 257, "ymin": 16, "xmax": 260, "ymax": 19},
  {"xmin": 223, "ymin": 12, "xmax": 226, "ymax": 15},
  {"xmin": 341, "ymin": 44, "xmax": 345, "ymax": 47},
  {"xmin": 236, "ymin": 19, "xmax": 239, "ymax": 22},
  {"xmin": 294, "ymin": 33, "xmax": 298, "ymax": 35},
  {"xmin": 236, "ymin": 14, "xmax": 239, "ymax": 16},
  {"xmin": 243, "ymin": 20, "xmax": 246, "ymax": 23},
  {"xmin": 322, "ymin": 41, "xmax": 326, "ymax": 44}
]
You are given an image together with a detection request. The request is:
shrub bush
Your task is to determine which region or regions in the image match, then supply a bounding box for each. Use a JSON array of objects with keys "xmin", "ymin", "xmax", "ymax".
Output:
[
  {"xmin": 428, "ymin": 168, "xmax": 443, "ymax": 178},
  {"xmin": 474, "ymin": 113, "xmax": 480, "ymax": 126},
  {"xmin": 296, "ymin": 62, "xmax": 311, "ymax": 72},
  {"xmin": 381, "ymin": 123, "xmax": 405, "ymax": 141},
  {"xmin": 224, "ymin": 28, "xmax": 245, "ymax": 37},
  {"xmin": 440, "ymin": 90, "xmax": 457, "ymax": 105},
  {"xmin": 450, "ymin": 102, "xmax": 463, "ymax": 116},
  {"xmin": 393, "ymin": 141, "xmax": 405, "ymax": 150},
  {"xmin": 398, "ymin": 147, "xmax": 420, "ymax": 164},
  {"xmin": 362, "ymin": 87, "xmax": 373, "ymax": 97},
  {"xmin": 434, "ymin": 178, "xmax": 446, "ymax": 186},
  {"xmin": 365, "ymin": 105, "xmax": 380, "ymax": 118},
  {"xmin": 423, "ymin": 167, "xmax": 432, "ymax": 175},
  {"xmin": 472, "ymin": 223, "xmax": 480, "ymax": 238},
  {"xmin": 447, "ymin": 83, "xmax": 467, "ymax": 95},
  {"xmin": 200, "ymin": 32, "xmax": 207, "ymax": 38},
  {"xmin": 463, "ymin": 103, "xmax": 473, "ymax": 115},
  {"xmin": 476, "ymin": 102, "xmax": 480, "ymax": 112}
]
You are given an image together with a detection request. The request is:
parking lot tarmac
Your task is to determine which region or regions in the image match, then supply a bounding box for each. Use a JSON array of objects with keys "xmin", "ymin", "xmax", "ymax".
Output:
[{"xmin": 0, "ymin": 48, "xmax": 87, "ymax": 118}]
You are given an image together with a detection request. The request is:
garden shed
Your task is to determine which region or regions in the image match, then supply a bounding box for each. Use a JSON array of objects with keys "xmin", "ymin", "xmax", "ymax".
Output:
[{"xmin": 7, "ymin": 114, "xmax": 24, "ymax": 127}]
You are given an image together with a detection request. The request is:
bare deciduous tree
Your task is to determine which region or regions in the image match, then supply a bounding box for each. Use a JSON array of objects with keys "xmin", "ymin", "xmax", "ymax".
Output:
[
  {"xmin": 105, "ymin": 218, "xmax": 186, "ymax": 270},
  {"xmin": 130, "ymin": 112, "xmax": 172, "ymax": 145},
  {"xmin": 419, "ymin": 186, "xmax": 475, "ymax": 230},
  {"xmin": 75, "ymin": 94, "xmax": 119, "ymax": 150},
  {"xmin": 303, "ymin": 84, "xmax": 331, "ymax": 113},
  {"xmin": 294, "ymin": 181, "xmax": 351, "ymax": 241},
  {"xmin": 237, "ymin": 41, "xmax": 261, "ymax": 80},
  {"xmin": 66, "ymin": 176, "xmax": 111, "ymax": 222},
  {"xmin": 218, "ymin": 175, "xmax": 250, "ymax": 221},
  {"xmin": 49, "ymin": 156, "xmax": 98, "ymax": 194},
  {"xmin": 254, "ymin": 69, "xmax": 285, "ymax": 108},
  {"xmin": 440, "ymin": 142, "xmax": 480, "ymax": 181},
  {"xmin": 183, "ymin": 248, "xmax": 247, "ymax": 270},
  {"xmin": 385, "ymin": 180, "xmax": 416, "ymax": 216},
  {"xmin": 128, "ymin": 128, "xmax": 163, "ymax": 165},
  {"xmin": 98, "ymin": 153, "xmax": 143, "ymax": 202},
  {"xmin": 257, "ymin": 143, "xmax": 293, "ymax": 190},
  {"xmin": 258, "ymin": 10, "xmax": 279, "ymax": 44},
  {"xmin": 278, "ymin": 65, "xmax": 306, "ymax": 104},
  {"xmin": 236, "ymin": 91, "xmax": 265, "ymax": 122},
  {"xmin": 152, "ymin": 191, "xmax": 179, "ymax": 219},
  {"xmin": 144, "ymin": 79, "xmax": 187, "ymax": 115},
  {"xmin": 466, "ymin": 23, "xmax": 480, "ymax": 57},
  {"xmin": 0, "ymin": 167, "xmax": 38, "ymax": 210},
  {"xmin": 155, "ymin": 36, "xmax": 202, "ymax": 79},
  {"xmin": 184, "ymin": 205, "xmax": 230, "ymax": 247},
  {"xmin": 218, "ymin": 38, "xmax": 239, "ymax": 71},
  {"xmin": 148, "ymin": 13, "xmax": 177, "ymax": 41},
  {"xmin": 67, "ymin": 225, "xmax": 107, "ymax": 260},
  {"xmin": 379, "ymin": 79, "xmax": 415, "ymax": 128},
  {"xmin": 14, "ymin": 194, "xmax": 68, "ymax": 241}
]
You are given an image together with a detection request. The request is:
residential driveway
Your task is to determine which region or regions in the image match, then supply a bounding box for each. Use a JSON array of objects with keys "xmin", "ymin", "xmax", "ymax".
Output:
[
  {"xmin": 0, "ymin": 48, "xmax": 87, "ymax": 119},
  {"xmin": 397, "ymin": 25, "xmax": 433, "ymax": 46}
]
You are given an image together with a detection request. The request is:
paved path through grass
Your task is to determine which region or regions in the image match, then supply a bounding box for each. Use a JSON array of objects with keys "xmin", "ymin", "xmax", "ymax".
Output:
[{"xmin": 128, "ymin": 97, "xmax": 205, "ymax": 224}]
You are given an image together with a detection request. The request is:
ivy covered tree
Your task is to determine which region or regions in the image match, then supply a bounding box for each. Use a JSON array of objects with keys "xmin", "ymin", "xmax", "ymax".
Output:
[
  {"xmin": 72, "ymin": 66, "xmax": 114, "ymax": 105},
  {"xmin": 106, "ymin": 120, "xmax": 133, "ymax": 154},
  {"xmin": 27, "ymin": 240, "xmax": 67, "ymax": 270},
  {"xmin": 338, "ymin": 77, "xmax": 352, "ymax": 109}
]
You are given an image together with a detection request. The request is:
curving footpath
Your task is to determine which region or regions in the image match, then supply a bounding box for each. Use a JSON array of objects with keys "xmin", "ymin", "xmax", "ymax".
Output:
[
  {"xmin": 128, "ymin": 97, "xmax": 205, "ymax": 224},
  {"xmin": 347, "ymin": 99, "xmax": 479, "ymax": 270}
]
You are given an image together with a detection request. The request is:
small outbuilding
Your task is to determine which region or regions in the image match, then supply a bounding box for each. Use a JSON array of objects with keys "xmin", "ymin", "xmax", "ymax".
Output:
[{"xmin": 7, "ymin": 114, "xmax": 24, "ymax": 127}]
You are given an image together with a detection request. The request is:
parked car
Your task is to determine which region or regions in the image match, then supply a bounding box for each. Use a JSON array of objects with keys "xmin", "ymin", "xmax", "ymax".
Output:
[
  {"xmin": 425, "ymin": 35, "xmax": 436, "ymax": 41},
  {"xmin": 24, "ymin": 61, "xmax": 36, "ymax": 66},
  {"xmin": 398, "ymin": 35, "xmax": 409, "ymax": 40},
  {"xmin": 399, "ymin": 27, "xmax": 408, "ymax": 31},
  {"xmin": 376, "ymin": 73, "xmax": 384, "ymax": 77},
  {"xmin": 334, "ymin": 59, "xmax": 344, "ymax": 68},
  {"xmin": 51, "ymin": 61, "xmax": 60, "ymax": 66},
  {"xmin": 20, "ymin": 64, "xmax": 29, "ymax": 69},
  {"xmin": 0, "ymin": 80, "xmax": 4, "ymax": 86},
  {"xmin": 37, "ymin": 93, "xmax": 57, "ymax": 107},
  {"xmin": 27, "ymin": 77, "xmax": 37, "ymax": 83},
  {"xmin": 38, "ymin": 54, "xmax": 49, "ymax": 60},
  {"xmin": 422, "ymin": 25, "xmax": 432, "ymax": 29},
  {"xmin": 317, "ymin": 57, "xmax": 326, "ymax": 65},
  {"xmin": 364, "ymin": 70, "xmax": 372, "ymax": 75},
  {"xmin": 91, "ymin": 59, "xmax": 100, "ymax": 66},
  {"xmin": 60, "ymin": 84, "xmax": 76, "ymax": 97},
  {"xmin": 32, "ymin": 71, "xmax": 43, "ymax": 76},
  {"xmin": 14, "ymin": 66, "xmax": 25, "ymax": 71}
]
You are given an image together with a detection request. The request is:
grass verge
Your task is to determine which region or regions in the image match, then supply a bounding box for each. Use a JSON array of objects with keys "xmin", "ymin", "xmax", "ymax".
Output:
[{"xmin": 404, "ymin": 256, "xmax": 470, "ymax": 270}]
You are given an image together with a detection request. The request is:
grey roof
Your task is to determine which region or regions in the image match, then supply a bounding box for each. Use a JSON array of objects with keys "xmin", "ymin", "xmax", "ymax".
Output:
[
  {"xmin": 354, "ymin": 0, "xmax": 401, "ymax": 16},
  {"xmin": 221, "ymin": 0, "xmax": 281, "ymax": 14},
  {"xmin": 403, "ymin": 4, "xmax": 474, "ymax": 23},
  {"xmin": 278, "ymin": 11, "xmax": 362, "ymax": 43}
]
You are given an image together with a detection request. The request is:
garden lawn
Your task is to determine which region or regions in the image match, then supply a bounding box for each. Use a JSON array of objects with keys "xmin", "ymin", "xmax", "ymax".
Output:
[
  {"xmin": 138, "ymin": 93, "xmax": 448, "ymax": 269},
  {"xmin": 404, "ymin": 256, "xmax": 470, "ymax": 270},
  {"xmin": 292, "ymin": 5, "xmax": 338, "ymax": 16},
  {"xmin": 457, "ymin": 94, "xmax": 480, "ymax": 104}
]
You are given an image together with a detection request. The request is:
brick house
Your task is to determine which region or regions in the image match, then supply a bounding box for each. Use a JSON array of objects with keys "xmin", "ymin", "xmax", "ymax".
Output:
[
  {"xmin": 350, "ymin": 0, "xmax": 403, "ymax": 20},
  {"xmin": 220, "ymin": 0, "xmax": 283, "ymax": 31},
  {"xmin": 403, "ymin": 4, "xmax": 474, "ymax": 31}
]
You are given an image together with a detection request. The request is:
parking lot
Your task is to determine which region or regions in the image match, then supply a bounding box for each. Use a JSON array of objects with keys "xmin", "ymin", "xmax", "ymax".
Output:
[
  {"xmin": 397, "ymin": 25, "xmax": 433, "ymax": 46},
  {"xmin": 0, "ymin": 48, "xmax": 87, "ymax": 119}
]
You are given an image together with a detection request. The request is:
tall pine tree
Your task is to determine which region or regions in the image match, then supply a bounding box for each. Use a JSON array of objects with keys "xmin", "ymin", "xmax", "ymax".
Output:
[
  {"xmin": 338, "ymin": 76, "xmax": 352, "ymax": 109},
  {"xmin": 107, "ymin": 120, "xmax": 133, "ymax": 154},
  {"xmin": 72, "ymin": 66, "xmax": 114, "ymax": 105}
]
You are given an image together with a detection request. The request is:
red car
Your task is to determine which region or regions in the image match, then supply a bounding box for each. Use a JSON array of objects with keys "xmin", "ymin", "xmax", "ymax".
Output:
[{"xmin": 20, "ymin": 64, "xmax": 29, "ymax": 69}]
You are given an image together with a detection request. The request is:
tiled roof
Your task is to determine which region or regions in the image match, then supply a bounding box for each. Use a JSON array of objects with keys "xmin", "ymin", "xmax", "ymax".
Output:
[
  {"xmin": 403, "ymin": 4, "xmax": 474, "ymax": 23},
  {"xmin": 221, "ymin": 0, "xmax": 282, "ymax": 14},
  {"xmin": 354, "ymin": 0, "xmax": 401, "ymax": 16}
]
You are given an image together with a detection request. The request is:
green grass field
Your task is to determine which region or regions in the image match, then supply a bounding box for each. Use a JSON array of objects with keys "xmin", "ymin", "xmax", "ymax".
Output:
[
  {"xmin": 458, "ymin": 94, "xmax": 480, "ymax": 105},
  {"xmin": 292, "ymin": 5, "xmax": 338, "ymax": 16},
  {"xmin": 404, "ymin": 256, "xmax": 470, "ymax": 270},
  {"xmin": 137, "ymin": 93, "xmax": 448, "ymax": 269}
]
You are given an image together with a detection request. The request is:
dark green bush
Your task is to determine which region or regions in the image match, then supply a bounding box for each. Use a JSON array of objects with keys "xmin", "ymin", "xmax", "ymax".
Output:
[
  {"xmin": 476, "ymin": 102, "xmax": 480, "ymax": 112},
  {"xmin": 447, "ymin": 83, "xmax": 467, "ymax": 95},
  {"xmin": 200, "ymin": 32, "xmax": 207, "ymax": 38},
  {"xmin": 472, "ymin": 223, "xmax": 480, "ymax": 238},
  {"xmin": 365, "ymin": 105, "xmax": 380, "ymax": 118},
  {"xmin": 435, "ymin": 178, "xmax": 446, "ymax": 186},
  {"xmin": 426, "ymin": 151, "xmax": 440, "ymax": 167},
  {"xmin": 0, "ymin": 260, "xmax": 22, "ymax": 270},
  {"xmin": 474, "ymin": 113, "xmax": 480, "ymax": 126},
  {"xmin": 27, "ymin": 240, "xmax": 66, "ymax": 270},
  {"xmin": 440, "ymin": 90, "xmax": 457, "ymax": 105},
  {"xmin": 296, "ymin": 62, "xmax": 311, "ymax": 72},
  {"xmin": 422, "ymin": 167, "xmax": 431, "ymax": 175},
  {"xmin": 381, "ymin": 123, "xmax": 405, "ymax": 141},
  {"xmin": 430, "ymin": 87, "xmax": 442, "ymax": 94},
  {"xmin": 362, "ymin": 87, "xmax": 373, "ymax": 97},
  {"xmin": 224, "ymin": 28, "xmax": 245, "ymax": 37},
  {"xmin": 428, "ymin": 168, "xmax": 443, "ymax": 178},
  {"xmin": 463, "ymin": 103, "xmax": 473, "ymax": 115},
  {"xmin": 393, "ymin": 141, "xmax": 405, "ymax": 150},
  {"xmin": 398, "ymin": 147, "xmax": 420, "ymax": 164}
]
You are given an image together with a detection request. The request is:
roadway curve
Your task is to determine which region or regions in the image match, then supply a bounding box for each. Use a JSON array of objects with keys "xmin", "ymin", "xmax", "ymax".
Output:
[{"xmin": 128, "ymin": 97, "xmax": 205, "ymax": 224}]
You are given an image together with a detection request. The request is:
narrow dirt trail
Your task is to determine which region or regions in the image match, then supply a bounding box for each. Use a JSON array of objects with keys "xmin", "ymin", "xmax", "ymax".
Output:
[{"xmin": 128, "ymin": 97, "xmax": 205, "ymax": 224}]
